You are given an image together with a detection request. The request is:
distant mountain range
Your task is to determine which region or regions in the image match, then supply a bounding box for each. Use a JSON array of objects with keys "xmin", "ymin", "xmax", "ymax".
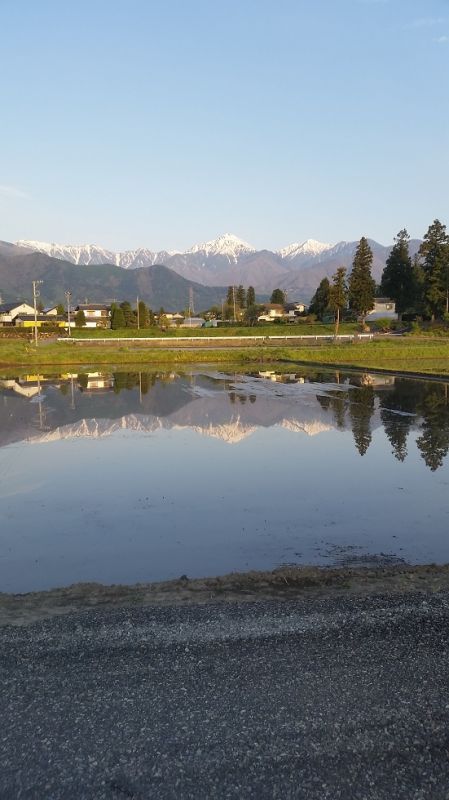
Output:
[
  {"xmin": 1, "ymin": 232, "xmax": 422, "ymax": 308},
  {"xmin": 0, "ymin": 246, "xmax": 228, "ymax": 310}
]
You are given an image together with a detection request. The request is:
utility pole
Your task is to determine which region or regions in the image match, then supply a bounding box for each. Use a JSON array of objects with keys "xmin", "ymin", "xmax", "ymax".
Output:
[
  {"xmin": 32, "ymin": 280, "xmax": 43, "ymax": 346},
  {"xmin": 137, "ymin": 296, "xmax": 140, "ymax": 330},
  {"xmin": 65, "ymin": 290, "xmax": 72, "ymax": 337},
  {"xmin": 221, "ymin": 298, "xmax": 225, "ymax": 322},
  {"xmin": 188, "ymin": 287, "xmax": 194, "ymax": 318},
  {"xmin": 232, "ymin": 285, "xmax": 236, "ymax": 321}
]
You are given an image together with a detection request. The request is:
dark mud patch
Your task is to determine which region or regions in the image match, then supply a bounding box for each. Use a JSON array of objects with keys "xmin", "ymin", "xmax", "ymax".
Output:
[{"xmin": 3, "ymin": 562, "xmax": 449, "ymax": 626}]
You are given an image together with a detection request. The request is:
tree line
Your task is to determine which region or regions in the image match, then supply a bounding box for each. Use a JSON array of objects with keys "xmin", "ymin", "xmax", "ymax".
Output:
[
  {"xmin": 309, "ymin": 219, "xmax": 449, "ymax": 325},
  {"xmin": 220, "ymin": 285, "xmax": 289, "ymax": 324},
  {"xmin": 109, "ymin": 300, "xmax": 156, "ymax": 330}
]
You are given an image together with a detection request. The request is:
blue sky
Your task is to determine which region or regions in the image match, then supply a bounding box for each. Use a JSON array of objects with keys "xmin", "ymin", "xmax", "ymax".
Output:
[{"xmin": 1, "ymin": 0, "xmax": 448, "ymax": 250}]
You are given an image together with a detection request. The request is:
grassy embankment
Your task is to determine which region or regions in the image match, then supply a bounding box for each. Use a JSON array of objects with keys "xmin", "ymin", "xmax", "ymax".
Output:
[
  {"xmin": 69, "ymin": 322, "xmax": 358, "ymax": 338},
  {"xmin": 0, "ymin": 337, "xmax": 449, "ymax": 376}
]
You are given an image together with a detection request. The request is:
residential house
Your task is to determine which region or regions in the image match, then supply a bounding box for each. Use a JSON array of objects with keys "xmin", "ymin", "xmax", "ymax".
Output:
[
  {"xmin": 0, "ymin": 302, "xmax": 36, "ymax": 326},
  {"xmin": 13, "ymin": 314, "xmax": 67, "ymax": 329},
  {"xmin": 179, "ymin": 317, "xmax": 205, "ymax": 328},
  {"xmin": 78, "ymin": 372, "xmax": 115, "ymax": 393},
  {"xmin": 284, "ymin": 301, "xmax": 306, "ymax": 321},
  {"xmin": 44, "ymin": 305, "xmax": 62, "ymax": 316},
  {"xmin": 257, "ymin": 303, "xmax": 285, "ymax": 322},
  {"xmin": 75, "ymin": 304, "xmax": 111, "ymax": 328},
  {"xmin": 366, "ymin": 298, "xmax": 397, "ymax": 322}
]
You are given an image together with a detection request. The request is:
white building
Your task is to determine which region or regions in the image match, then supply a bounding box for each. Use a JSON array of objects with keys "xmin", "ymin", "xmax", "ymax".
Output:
[
  {"xmin": 0, "ymin": 302, "xmax": 36, "ymax": 326},
  {"xmin": 366, "ymin": 298, "xmax": 398, "ymax": 321}
]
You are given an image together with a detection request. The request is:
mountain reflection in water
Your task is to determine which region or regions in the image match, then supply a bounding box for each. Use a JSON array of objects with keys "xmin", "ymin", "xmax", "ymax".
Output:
[
  {"xmin": 1, "ymin": 368, "xmax": 448, "ymax": 471},
  {"xmin": 2, "ymin": 367, "xmax": 449, "ymax": 593}
]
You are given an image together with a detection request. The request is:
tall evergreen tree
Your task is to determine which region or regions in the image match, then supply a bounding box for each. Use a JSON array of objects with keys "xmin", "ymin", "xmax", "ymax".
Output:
[
  {"xmin": 309, "ymin": 277, "xmax": 330, "ymax": 320},
  {"xmin": 236, "ymin": 285, "xmax": 246, "ymax": 308},
  {"xmin": 411, "ymin": 253, "xmax": 426, "ymax": 315},
  {"xmin": 380, "ymin": 229, "xmax": 414, "ymax": 320},
  {"xmin": 270, "ymin": 288, "xmax": 286, "ymax": 304},
  {"xmin": 137, "ymin": 299, "xmax": 150, "ymax": 328},
  {"xmin": 329, "ymin": 267, "xmax": 348, "ymax": 336},
  {"xmin": 419, "ymin": 219, "xmax": 449, "ymax": 319},
  {"xmin": 247, "ymin": 286, "xmax": 256, "ymax": 306},
  {"xmin": 348, "ymin": 237, "xmax": 376, "ymax": 326},
  {"xmin": 120, "ymin": 301, "xmax": 136, "ymax": 327},
  {"xmin": 226, "ymin": 286, "xmax": 235, "ymax": 306},
  {"xmin": 111, "ymin": 305, "xmax": 125, "ymax": 329}
]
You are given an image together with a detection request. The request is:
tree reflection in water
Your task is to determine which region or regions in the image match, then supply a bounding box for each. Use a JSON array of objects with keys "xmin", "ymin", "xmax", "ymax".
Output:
[
  {"xmin": 317, "ymin": 375, "xmax": 449, "ymax": 470},
  {"xmin": 416, "ymin": 385, "xmax": 449, "ymax": 471},
  {"xmin": 348, "ymin": 384, "xmax": 375, "ymax": 457}
]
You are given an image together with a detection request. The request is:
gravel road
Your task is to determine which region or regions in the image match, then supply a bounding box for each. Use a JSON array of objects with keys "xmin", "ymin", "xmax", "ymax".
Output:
[{"xmin": 2, "ymin": 592, "xmax": 449, "ymax": 799}]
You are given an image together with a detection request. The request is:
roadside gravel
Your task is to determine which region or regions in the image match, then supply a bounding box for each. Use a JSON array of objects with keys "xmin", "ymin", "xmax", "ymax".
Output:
[{"xmin": 2, "ymin": 591, "xmax": 449, "ymax": 798}]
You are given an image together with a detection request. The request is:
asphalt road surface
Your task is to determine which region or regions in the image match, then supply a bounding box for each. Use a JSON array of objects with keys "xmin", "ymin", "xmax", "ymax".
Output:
[{"xmin": 2, "ymin": 592, "xmax": 449, "ymax": 799}]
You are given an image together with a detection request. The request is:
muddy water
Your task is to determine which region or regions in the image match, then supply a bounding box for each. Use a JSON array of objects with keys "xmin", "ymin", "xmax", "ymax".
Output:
[{"xmin": 1, "ymin": 367, "xmax": 448, "ymax": 593}]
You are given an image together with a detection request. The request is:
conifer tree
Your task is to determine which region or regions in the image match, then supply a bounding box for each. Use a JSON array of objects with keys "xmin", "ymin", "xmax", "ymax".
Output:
[
  {"xmin": 247, "ymin": 286, "xmax": 256, "ymax": 307},
  {"xmin": 226, "ymin": 286, "xmax": 234, "ymax": 306},
  {"xmin": 412, "ymin": 253, "xmax": 426, "ymax": 314},
  {"xmin": 111, "ymin": 305, "xmax": 125, "ymax": 329},
  {"xmin": 309, "ymin": 277, "xmax": 330, "ymax": 320},
  {"xmin": 138, "ymin": 300, "xmax": 150, "ymax": 328},
  {"xmin": 270, "ymin": 288, "xmax": 286, "ymax": 304},
  {"xmin": 329, "ymin": 267, "xmax": 348, "ymax": 336},
  {"xmin": 236, "ymin": 285, "xmax": 246, "ymax": 308},
  {"xmin": 348, "ymin": 237, "xmax": 376, "ymax": 326},
  {"xmin": 120, "ymin": 301, "xmax": 136, "ymax": 327},
  {"xmin": 419, "ymin": 219, "xmax": 449, "ymax": 319},
  {"xmin": 380, "ymin": 229, "xmax": 414, "ymax": 320}
]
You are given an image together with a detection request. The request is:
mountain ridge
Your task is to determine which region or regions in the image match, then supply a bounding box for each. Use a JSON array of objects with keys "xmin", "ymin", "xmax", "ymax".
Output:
[
  {"xmin": 0, "ymin": 251, "xmax": 228, "ymax": 310},
  {"xmin": 7, "ymin": 233, "xmax": 422, "ymax": 301}
]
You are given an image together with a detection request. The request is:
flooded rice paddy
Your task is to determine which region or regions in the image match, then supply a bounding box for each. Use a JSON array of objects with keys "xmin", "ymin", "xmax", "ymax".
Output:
[{"xmin": 1, "ymin": 367, "xmax": 448, "ymax": 593}]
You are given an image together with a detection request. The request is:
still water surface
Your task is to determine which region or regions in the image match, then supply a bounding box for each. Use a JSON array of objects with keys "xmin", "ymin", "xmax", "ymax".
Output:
[{"xmin": 1, "ymin": 367, "xmax": 449, "ymax": 593}]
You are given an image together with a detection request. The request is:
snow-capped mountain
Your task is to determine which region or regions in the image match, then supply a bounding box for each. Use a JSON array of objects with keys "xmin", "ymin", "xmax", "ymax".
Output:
[
  {"xmin": 12, "ymin": 233, "xmax": 422, "ymax": 300},
  {"xmin": 186, "ymin": 233, "xmax": 256, "ymax": 261},
  {"xmin": 15, "ymin": 240, "xmax": 178, "ymax": 268},
  {"xmin": 15, "ymin": 234, "xmax": 256, "ymax": 267},
  {"xmin": 277, "ymin": 239, "xmax": 333, "ymax": 260}
]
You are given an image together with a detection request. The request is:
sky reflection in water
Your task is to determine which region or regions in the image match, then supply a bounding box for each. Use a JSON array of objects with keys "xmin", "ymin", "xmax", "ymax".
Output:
[{"xmin": 0, "ymin": 367, "xmax": 448, "ymax": 593}]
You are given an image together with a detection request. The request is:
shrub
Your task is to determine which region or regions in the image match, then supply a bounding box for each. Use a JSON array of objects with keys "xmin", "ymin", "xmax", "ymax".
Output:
[{"xmin": 374, "ymin": 317, "xmax": 393, "ymax": 332}]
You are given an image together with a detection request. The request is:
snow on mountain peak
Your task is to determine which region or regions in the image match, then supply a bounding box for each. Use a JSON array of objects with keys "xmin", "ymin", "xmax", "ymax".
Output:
[
  {"xmin": 186, "ymin": 233, "xmax": 256, "ymax": 259},
  {"xmin": 15, "ymin": 240, "xmax": 180, "ymax": 268},
  {"xmin": 278, "ymin": 239, "xmax": 333, "ymax": 260}
]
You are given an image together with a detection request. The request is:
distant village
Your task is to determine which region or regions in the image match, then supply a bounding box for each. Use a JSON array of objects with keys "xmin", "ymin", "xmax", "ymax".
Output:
[{"xmin": 0, "ymin": 294, "xmax": 396, "ymax": 331}]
